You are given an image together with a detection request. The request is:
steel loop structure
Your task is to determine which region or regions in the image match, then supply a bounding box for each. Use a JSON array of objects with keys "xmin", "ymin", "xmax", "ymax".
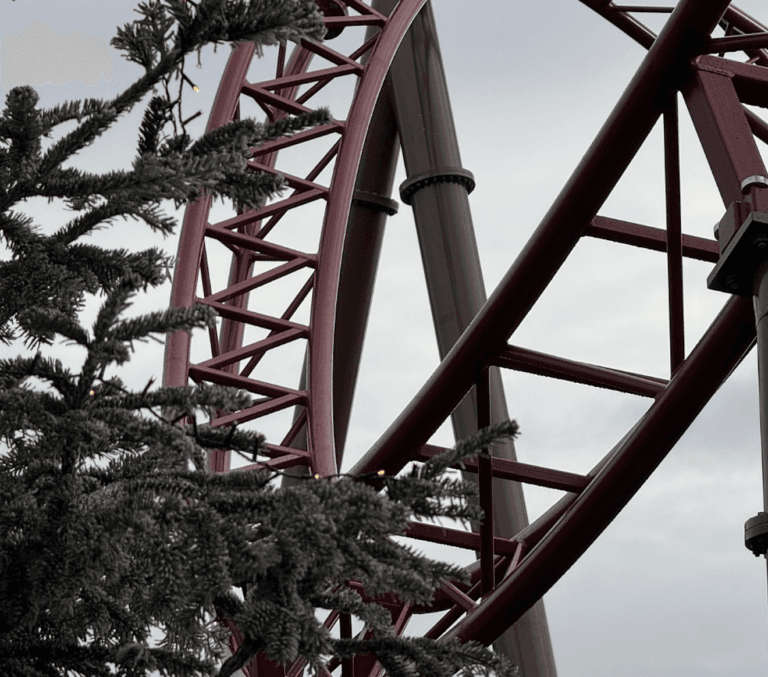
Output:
[{"xmin": 162, "ymin": 1, "xmax": 768, "ymax": 675}]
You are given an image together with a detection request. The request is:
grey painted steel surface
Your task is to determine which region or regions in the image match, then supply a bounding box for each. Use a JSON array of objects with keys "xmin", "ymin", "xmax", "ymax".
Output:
[
  {"xmin": 756, "ymin": 258, "xmax": 768, "ymax": 512},
  {"xmin": 752, "ymin": 259, "xmax": 768, "ymax": 600},
  {"xmin": 375, "ymin": 1, "xmax": 557, "ymax": 674}
]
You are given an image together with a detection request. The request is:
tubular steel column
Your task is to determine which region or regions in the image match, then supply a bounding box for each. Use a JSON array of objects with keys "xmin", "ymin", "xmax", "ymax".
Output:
[
  {"xmin": 374, "ymin": 1, "xmax": 557, "ymax": 674},
  {"xmin": 751, "ymin": 257, "xmax": 768, "ymax": 590}
]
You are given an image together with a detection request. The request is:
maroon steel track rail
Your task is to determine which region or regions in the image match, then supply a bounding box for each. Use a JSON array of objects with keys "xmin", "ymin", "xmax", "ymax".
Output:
[
  {"xmin": 353, "ymin": 0, "xmax": 732, "ymax": 479},
  {"xmin": 165, "ymin": 0, "xmax": 428, "ymax": 479},
  {"xmin": 349, "ymin": 0, "xmax": 760, "ymax": 651},
  {"xmin": 163, "ymin": 0, "xmax": 768, "ymax": 674}
]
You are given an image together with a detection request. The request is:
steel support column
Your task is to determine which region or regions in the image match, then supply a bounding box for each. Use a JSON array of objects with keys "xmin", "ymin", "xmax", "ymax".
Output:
[
  {"xmin": 374, "ymin": 1, "xmax": 557, "ymax": 674},
  {"xmin": 352, "ymin": 0, "xmax": 734, "ymax": 647},
  {"xmin": 751, "ymin": 259, "xmax": 768, "ymax": 590},
  {"xmin": 754, "ymin": 258, "xmax": 768, "ymax": 512},
  {"xmin": 683, "ymin": 50, "xmax": 768, "ymax": 578}
]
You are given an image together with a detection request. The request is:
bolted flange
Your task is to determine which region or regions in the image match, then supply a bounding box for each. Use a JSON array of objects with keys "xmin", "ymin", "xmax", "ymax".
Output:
[
  {"xmin": 708, "ymin": 211, "xmax": 768, "ymax": 296},
  {"xmin": 745, "ymin": 512, "xmax": 768, "ymax": 557}
]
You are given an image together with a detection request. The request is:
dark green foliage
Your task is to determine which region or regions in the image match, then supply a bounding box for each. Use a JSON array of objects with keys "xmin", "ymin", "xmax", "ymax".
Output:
[{"xmin": 0, "ymin": 2, "xmax": 520, "ymax": 676}]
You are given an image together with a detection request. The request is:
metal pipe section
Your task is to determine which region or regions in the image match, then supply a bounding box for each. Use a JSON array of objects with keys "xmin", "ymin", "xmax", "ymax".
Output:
[
  {"xmin": 375, "ymin": 0, "xmax": 556, "ymax": 673},
  {"xmin": 331, "ymin": 71, "xmax": 400, "ymax": 464},
  {"xmin": 752, "ymin": 258, "xmax": 768, "ymax": 595},
  {"xmin": 281, "ymin": 29, "xmax": 402, "ymax": 486},
  {"xmin": 754, "ymin": 258, "xmax": 768, "ymax": 513},
  {"xmin": 307, "ymin": 0, "xmax": 427, "ymax": 476}
]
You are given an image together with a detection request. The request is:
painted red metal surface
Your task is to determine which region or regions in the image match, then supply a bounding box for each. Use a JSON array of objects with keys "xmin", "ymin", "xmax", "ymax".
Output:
[
  {"xmin": 306, "ymin": 0, "xmax": 427, "ymax": 477},
  {"xmin": 372, "ymin": 0, "xmax": 556, "ymax": 670},
  {"xmin": 162, "ymin": 1, "xmax": 768, "ymax": 675},
  {"xmin": 352, "ymin": 0, "xmax": 733, "ymax": 480}
]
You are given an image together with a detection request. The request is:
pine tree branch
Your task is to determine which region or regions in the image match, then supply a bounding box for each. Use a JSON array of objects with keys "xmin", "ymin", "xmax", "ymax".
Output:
[
  {"xmin": 0, "ymin": 3, "xmax": 524, "ymax": 676},
  {"xmin": 217, "ymin": 635, "xmax": 263, "ymax": 677}
]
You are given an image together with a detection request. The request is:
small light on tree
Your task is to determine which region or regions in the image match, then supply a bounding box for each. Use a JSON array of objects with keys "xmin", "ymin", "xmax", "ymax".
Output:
[{"xmin": 181, "ymin": 71, "xmax": 200, "ymax": 92}]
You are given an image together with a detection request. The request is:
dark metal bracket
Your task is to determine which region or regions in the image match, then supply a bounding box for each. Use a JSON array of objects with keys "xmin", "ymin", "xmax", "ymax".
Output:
[{"xmin": 708, "ymin": 209, "xmax": 768, "ymax": 295}]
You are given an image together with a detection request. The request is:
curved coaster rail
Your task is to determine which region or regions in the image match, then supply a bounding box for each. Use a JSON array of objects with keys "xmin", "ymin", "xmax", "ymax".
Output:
[{"xmin": 164, "ymin": 1, "xmax": 768, "ymax": 675}]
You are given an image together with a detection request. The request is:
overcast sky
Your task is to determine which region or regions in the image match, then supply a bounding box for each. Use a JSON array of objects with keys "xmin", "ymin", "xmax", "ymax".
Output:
[{"xmin": 3, "ymin": 1, "xmax": 768, "ymax": 675}]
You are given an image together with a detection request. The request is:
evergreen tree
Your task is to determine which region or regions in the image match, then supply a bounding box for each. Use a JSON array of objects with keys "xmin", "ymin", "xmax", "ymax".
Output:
[{"xmin": 0, "ymin": 2, "xmax": 520, "ymax": 676}]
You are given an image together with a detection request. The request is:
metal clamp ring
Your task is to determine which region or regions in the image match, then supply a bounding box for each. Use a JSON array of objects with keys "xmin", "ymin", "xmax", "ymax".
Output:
[
  {"xmin": 740, "ymin": 175, "xmax": 768, "ymax": 193},
  {"xmin": 399, "ymin": 167, "xmax": 476, "ymax": 206},
  {"xmin": 352, "ymin": 190, "xmax": 399, "ymax": 217}
]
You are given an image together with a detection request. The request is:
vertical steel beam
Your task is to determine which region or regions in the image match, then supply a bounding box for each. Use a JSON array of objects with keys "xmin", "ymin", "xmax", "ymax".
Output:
[
  {"xmin": 754, "ymin": 259, "xmax": 768, "ymax": 514},
  {"xmin": 476, "ymin": 368, "xmax": 495, "ymax": 598},
  {"xmin": 373, "ymin": 1, "xmax": 557, "ymax": 674},
  {"xmin": 752, "ymin": 258, "xmax": 768, "ymax": 594},
  {"xmin": 683, "ymin": 65, "xmax": 767, "ymax": 211},
  {"xmin": 664, "ymin": 94, "xmax": 685, "ymax": 374}
]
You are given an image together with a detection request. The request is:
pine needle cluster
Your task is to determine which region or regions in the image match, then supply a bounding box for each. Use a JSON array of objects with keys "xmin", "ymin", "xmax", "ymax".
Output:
[{"xmin": 0, "ymin": 2, "xmax": 520, "ymax": 676}]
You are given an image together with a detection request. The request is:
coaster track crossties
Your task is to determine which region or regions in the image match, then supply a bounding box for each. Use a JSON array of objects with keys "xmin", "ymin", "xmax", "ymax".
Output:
[{"xmin": 163, "ymin": 2, "xmax": 768, "ymax": 675}]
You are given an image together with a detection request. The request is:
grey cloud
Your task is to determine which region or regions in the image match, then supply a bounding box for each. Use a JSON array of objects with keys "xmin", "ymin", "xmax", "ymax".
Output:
[{"xmin": 1, "ymin": 20, "xmax": 111, "ymax": 88}]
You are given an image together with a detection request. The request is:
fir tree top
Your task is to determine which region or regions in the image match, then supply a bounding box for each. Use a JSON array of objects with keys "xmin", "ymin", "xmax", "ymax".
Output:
[{"xmin": 0, "ymin": 3, "xmax": 521, "ymax": 677}]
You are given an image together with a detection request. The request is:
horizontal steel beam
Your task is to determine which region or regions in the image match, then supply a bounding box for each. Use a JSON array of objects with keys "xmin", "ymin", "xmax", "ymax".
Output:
[
  {"xmin": 414, "ymin": 444, "xmax": 590, "ymax": 493},
  {"xmin": 585, "ymin": 215, "xmax": 719, "ymax": 262},
  {"xmin": 492, "ymin": 344, "xmax": 668, "ymax": 398}
]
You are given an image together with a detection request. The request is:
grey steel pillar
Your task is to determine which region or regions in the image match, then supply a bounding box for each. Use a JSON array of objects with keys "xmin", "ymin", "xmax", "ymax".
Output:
[
  {"xmin": 753, "ymin": 258, "xmax": 768, "ymax": 514},
  {"xmin": 748, "ymin": 257, "xmax": 768, "ymax": 584},
  {"xmin": 375, "ymin": 0, "xmax": 558, "ymax": 674}
]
